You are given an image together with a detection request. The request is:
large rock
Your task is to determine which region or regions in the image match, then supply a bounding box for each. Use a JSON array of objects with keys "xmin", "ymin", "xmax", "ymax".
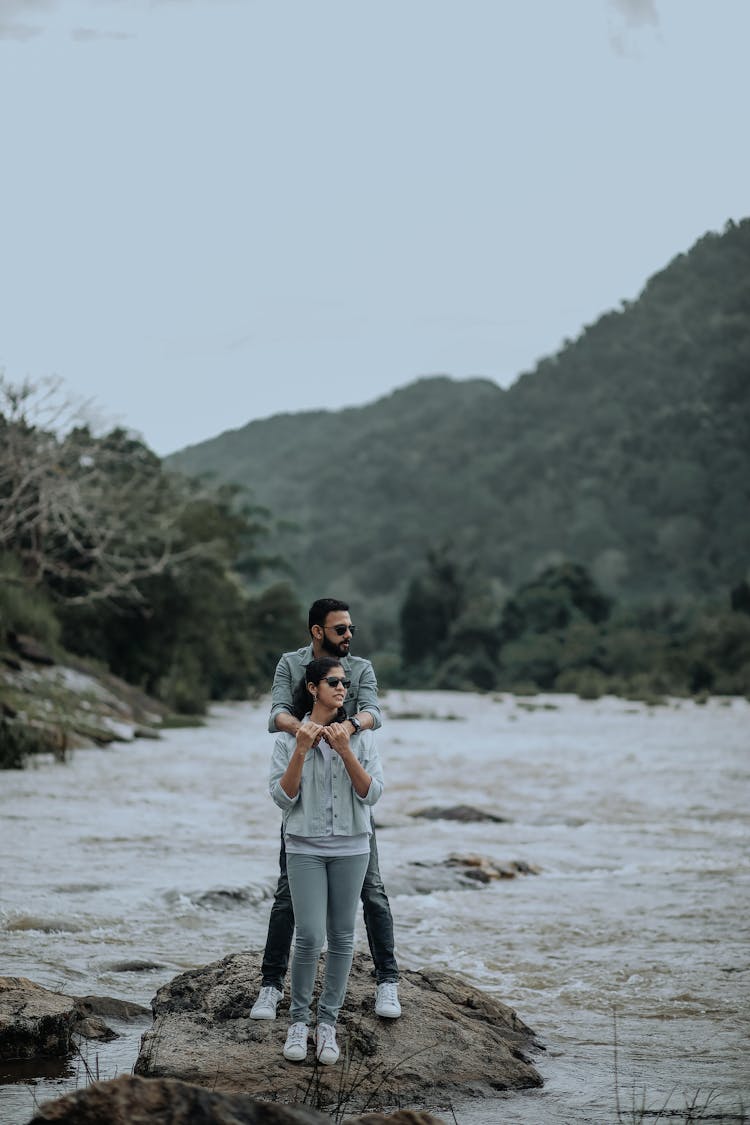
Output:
[
  {"xmin": 135, "ymin": 950, "xmax": 542, "ymax": 1115},
  {"xmin": 25, "ymin": 1073, "xmax": 448, "ymax": 1123},
  {"xmin": 0, "ymin": 977, "xmax": 144, "ymax": 1061},
  {"xmin": 0, "ymin": 977, "xmax": 75, "ymax": 1060}
]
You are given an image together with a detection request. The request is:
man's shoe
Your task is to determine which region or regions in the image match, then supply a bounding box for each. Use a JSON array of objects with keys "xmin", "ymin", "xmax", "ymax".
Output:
[
  {"xmin": 315, "ymin": 1022, "xmax": 340, "ymax": 1065},
  {"xmin": 283, "ymin": 1022, "xmax": 309, "ymax": 1061},
  {"xmin": 375, "ymin": 981, "xmax": 401, "ymax": 1018},
  {"xmin": 250, "ymin": 985, "xmax": 283, "ymax": 1020}
]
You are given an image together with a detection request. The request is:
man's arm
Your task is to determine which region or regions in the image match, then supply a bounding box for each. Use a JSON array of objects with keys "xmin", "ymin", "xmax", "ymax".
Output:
[
  {"xmin": 268, "ymin": 654, "xmax": 300, "ymax": 734},
  {"xmin": 351, "ymin": 660, "xmax": 381, "ymax": 732}
]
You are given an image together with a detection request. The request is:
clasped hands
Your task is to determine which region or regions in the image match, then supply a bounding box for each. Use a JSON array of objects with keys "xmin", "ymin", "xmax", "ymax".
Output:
[{"xmin": 296, "ymin": 719, "xmax": 352, "ymax": 756}]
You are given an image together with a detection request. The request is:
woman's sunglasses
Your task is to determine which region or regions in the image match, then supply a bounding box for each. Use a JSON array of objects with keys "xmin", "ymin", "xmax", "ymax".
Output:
[{"xmin": 323, "ymin": 677, "xmax": 351, "ymax": 689}]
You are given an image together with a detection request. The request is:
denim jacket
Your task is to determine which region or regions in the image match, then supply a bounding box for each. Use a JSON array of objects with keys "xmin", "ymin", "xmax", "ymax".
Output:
[
  {"xmin": 267, "ymin": 644, "xmax": 382, "ymax": 734},
  {"xmin": 269, "ymin": 729, "xmax": 384, "ymax": 838}
]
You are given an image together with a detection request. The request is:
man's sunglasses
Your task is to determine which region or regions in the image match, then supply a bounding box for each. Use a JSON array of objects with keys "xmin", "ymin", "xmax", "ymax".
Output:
[
  {"xmin": 323, "ymin": 677, "xmax": 351, "ymax": 689},
  {"xmin": 324, "ymin": 624, "xmax": 356, "ymax": 636}
]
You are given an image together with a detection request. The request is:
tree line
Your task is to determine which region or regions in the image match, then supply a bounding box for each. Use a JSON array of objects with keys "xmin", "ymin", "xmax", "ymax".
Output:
[
  {"xmin": 2, "ymin": 372, "xmax": 748, "ymax": 755},
  {"xmin": 0, "ymin": 375, "xmax": 304, "ymax": 726},
  {"xmin": 394, "ymin": 551, "xmax": 750, "ymax": 701}
]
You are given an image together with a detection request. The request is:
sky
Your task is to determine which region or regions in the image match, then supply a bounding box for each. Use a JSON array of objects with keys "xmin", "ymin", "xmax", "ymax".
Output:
[{"xmin": 1, "ymin": 0, "xmax": 748, "ymax": 455}]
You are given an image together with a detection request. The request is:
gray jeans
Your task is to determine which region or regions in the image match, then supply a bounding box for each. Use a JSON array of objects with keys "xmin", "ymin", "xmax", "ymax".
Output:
[{"xmin": 286, "ymin": 851, "xmax": 370, "ymax": 1026}]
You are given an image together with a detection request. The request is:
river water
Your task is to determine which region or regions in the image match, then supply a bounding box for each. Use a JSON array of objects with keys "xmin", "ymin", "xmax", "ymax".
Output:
[{"xmin": 1, "ymin": 691, "xmax": 748, "ymax": 1124}]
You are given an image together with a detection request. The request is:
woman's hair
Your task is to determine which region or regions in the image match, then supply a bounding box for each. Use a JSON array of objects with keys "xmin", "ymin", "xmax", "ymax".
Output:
[{"xmin": 291, "ymin": 657, "xmax": 348, "ymax": 721}]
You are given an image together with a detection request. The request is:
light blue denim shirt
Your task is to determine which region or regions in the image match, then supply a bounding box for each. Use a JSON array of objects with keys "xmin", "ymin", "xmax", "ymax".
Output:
[
  {"xmin": 269, "ymin": 728, "xmax": 384, "ymax": 838},
  {"xmin": 267, "ymin": 644, "xmax": 382, "ymax": 734}
]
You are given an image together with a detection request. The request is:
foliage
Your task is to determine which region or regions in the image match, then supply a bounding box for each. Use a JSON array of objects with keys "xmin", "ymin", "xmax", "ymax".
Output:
[
  {"xmin": 0, "ymin": 552, "xmax": 61, "ymax": 647},
  {"xmin": 0, "ymin": 376, "xmax": 304, "ymax": 716},
  {"xmin": 396, "ymin": 556, "xmax": 750, "ymax": 699}
]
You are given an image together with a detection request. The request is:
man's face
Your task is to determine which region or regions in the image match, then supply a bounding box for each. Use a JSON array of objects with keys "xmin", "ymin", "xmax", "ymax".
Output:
[{"xmin": 318, "ymin": 611, "xmax": 354, "ymax": 658}]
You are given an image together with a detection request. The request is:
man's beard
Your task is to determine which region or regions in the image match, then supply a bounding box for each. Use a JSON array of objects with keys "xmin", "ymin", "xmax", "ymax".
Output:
[{"xmin": 321, "ymin": 634, "xmax": 350, "ymax": 658}]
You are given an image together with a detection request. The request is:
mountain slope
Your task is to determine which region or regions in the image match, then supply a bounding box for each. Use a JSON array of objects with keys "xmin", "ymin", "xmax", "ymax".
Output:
[{"xmin": 168, "ymin": 219, "xmax": 750, "ymax": 619}]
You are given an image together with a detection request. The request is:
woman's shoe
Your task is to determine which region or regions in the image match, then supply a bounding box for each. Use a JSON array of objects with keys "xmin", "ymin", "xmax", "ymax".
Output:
[
  {"xmin": 315, "ymin": 1022, "xmax": 340, "ymax": 1065},
  {"xmin": 283, "ymin": 1022, "xmax": 309, "ymax": 1061}
]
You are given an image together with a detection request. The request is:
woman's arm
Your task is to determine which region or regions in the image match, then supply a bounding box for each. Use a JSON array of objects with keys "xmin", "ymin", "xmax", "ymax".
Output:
[{"xmin": 277, "ymin": 720, "xmax": 322, "ymax": 798}]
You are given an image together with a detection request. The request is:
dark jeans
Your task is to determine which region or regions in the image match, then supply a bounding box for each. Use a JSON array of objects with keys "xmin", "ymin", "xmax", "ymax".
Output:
[{"xmin": 260, "ymin": 823, "xmax": 399, "ymax": 990}]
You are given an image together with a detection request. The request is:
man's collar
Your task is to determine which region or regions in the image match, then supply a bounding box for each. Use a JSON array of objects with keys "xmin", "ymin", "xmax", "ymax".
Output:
[{"xmin": 307, "ymin": 643, "xmax": 351, "ymax": 666}]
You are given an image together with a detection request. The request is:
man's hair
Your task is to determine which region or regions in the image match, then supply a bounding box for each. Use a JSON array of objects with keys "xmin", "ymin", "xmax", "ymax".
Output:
[{"xmin": 308, "ymin": 598, "xmax": 349, "ymax": 632}]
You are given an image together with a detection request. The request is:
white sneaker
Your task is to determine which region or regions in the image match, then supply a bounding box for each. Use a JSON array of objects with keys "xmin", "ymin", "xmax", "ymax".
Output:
[
  {"xmin": 283, "ymin": 1021, "xmax": 309, "ymax": 1061},
  {"xmin": 250, "ymin": 985, "xmax": 283, "ymax": 1020},
  {"xmin": 315, "ymin": 1022, "xmax": 340, "ymax": 1065},
  {"xmin": 375, "ymin": 981, "xmax": 401, "ymax": 1018}
]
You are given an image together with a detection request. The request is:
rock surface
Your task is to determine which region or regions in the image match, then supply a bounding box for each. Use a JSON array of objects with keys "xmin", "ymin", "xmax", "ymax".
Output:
[
  {"xmin": 135, "ymin": 950, "xmax": 542, "ymax": 1115},
  {"xmin": 26, "ymin": 1073, "xmax": 449, "ymax": 1123},
  {"xmin": 0, "ymin": 977, "xmax": 146, "ymax": 1061},
  {"xmin": 0, "ymin": 640, "xmax": 169, "ymax": 766},
  {"xmin": 0, "ymin": 978, "xmax": 75, "ymax": 1060}
]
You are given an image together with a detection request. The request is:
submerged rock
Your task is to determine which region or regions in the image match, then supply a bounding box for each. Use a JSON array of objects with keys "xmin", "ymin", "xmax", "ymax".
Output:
[
  {"xmin": 384, "ymin": 854, "xmax": 541, "ymax": 896},
  {"xmin": 410, "ymin": 804, "xmax": 507, "ymax": 823},
  {"xmin": 135, "ymin": 950, "xmax": 542, "ymax": 1114},
  {"xmin": 25, "ymin": 1073, "xmax": 449, "ymax": 1123}
]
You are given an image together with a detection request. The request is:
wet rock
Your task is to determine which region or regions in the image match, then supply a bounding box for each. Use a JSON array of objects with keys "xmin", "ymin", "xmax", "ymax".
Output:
[
  {"xmin": 410, "ymin": 804, "xmax": 507, "ymax": 823},
  {"xmin": 134, "ymin": 950, "xmax": 542, "ymax": 1113},
  {"xmin": 0, "ymin": 978, "xmax": 133, "ymax": 1061},
  {"xmin": 105, "ymin": 959, "xmax": 165, "ymax": 973},
  {"xmin": 24, "ymin": 1073, "xmax": 333, "ymax": 1124},
  {"xmin": 386, "ymin": 854, "xmax": 540, "ymax": 896},
  {"xmin": 444, "ymin": 854, "xmax": 541, "ymax": 883},
  {"xmin": 74, "ymin": 995, "xmax": 151, "ymax": 1022},
  {"xmin": 0, "ymin": 977, "xmax": 75, "ymax": 1060},
  {"xmin": 72, "ymin": 1015, "xmax": 118, "ymax": 1041}
]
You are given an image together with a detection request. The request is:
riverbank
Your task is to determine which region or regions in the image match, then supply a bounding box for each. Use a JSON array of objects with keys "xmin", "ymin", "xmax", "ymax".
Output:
[{"xmin": 0, "ymin": 633, "xmax": 192, "ymax": 768}]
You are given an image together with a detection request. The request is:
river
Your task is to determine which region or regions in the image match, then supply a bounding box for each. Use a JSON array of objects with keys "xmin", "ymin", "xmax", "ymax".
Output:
[{"xmin": 1, "ymin": 691, "xmax": 748, "ymax": 1124}]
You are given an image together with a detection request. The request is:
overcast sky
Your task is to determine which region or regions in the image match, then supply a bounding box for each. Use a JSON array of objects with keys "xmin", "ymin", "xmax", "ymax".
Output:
[{"xmin": 1, "ymin": 0, "xmax": 747, "ymax": 454}]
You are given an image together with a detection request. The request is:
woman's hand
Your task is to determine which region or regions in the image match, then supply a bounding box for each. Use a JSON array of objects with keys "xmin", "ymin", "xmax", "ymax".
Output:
[
  {"xmin": 323, "ymin": 722, "xmax": 352, "ymax": 757},
  {"xmin": 296, "ymin": 720, "xmax": 323, "ymax": 754}
]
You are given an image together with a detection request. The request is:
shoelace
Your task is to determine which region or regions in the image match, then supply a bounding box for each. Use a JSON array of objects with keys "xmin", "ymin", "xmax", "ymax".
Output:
[
  {"xmin": 379, "ymin": 983, "xmax": 398, "ymax": 1001},
  {"xmin": 287, "ymin": 1023, "xmax": 307, "ymax": 1045},
  {"xmin": 258, "ymin": 986, "xmax": 278, "ymax": 1004},
  {"xmin": 317, "ymin": 1025, "xmax": 336, "ymax": 1051}
]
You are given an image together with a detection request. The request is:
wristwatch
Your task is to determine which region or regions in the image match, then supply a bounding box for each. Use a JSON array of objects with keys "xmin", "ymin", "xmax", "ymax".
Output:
[{"xmin": 349, "ymin": 715, "xmax": 362, "ymax": 735}]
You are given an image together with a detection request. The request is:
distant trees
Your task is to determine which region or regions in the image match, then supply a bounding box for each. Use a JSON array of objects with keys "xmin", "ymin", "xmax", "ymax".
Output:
[
  {"xmin": 396, "ymin": 551, "xmax": 750, "ymax": 699},
  {"xmin": 0, "ymin": 374, "xmax": 304, "ymax": 711}
]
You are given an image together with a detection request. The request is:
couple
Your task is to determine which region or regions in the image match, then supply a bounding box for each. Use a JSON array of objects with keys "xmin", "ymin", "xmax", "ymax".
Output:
[{"xmin": 254, "ymin": 598, "xmax": 400, "ymax": 1066}]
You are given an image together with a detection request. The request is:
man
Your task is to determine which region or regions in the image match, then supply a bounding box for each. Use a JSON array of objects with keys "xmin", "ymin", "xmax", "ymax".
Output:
[{"xmin": 251, "ymin": 597, "xmax": 401, "ymax": 1020}]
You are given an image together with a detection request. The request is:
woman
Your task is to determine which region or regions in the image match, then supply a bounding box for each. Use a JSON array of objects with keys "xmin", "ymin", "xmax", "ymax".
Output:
[{"xmin": 269, "ymin": 656, "xmax": 384, "ymax": 1065}]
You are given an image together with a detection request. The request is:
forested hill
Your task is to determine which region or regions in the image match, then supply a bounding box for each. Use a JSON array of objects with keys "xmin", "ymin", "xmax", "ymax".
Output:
[{"xmin": 168, "ymin": 219, "xmax": 750, "ymax": 620}]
